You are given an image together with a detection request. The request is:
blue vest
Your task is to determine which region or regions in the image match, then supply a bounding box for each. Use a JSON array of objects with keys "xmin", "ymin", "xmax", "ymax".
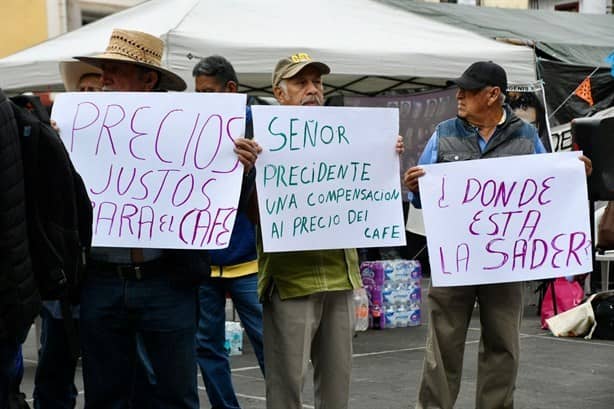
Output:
[{"xmin": 436, "ymin": 106, "xmax": 537, "ymax": 163}]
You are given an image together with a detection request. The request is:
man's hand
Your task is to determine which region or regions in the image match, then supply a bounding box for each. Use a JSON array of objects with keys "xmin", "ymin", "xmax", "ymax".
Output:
[
  {"xmin": 395, "ymin": 135, "xmax": 404, "ymax": 155},
  {"xmin": 50, "ymin": 119, "xmax": 60, "ymax": 133},
  {"xmin": 403, "ymin": 166, "xmax": 425, "ymax": 194},
  {"xmin": 234, "ymin": 138, "xmax": 262, "ymax": 173},
  {"xmin": 579, "ymin": 155, "xmax": 592, "ymax": 177}
]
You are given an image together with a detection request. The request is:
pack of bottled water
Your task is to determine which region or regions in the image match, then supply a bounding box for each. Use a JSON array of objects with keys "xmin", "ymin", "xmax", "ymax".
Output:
[
  {"xmin": 360, "ymin": 259, "xmax": 421, "ymax": 329},
  {"xmin": 224, "ymin": 321, "xmax": 243, "ymax": 356}
]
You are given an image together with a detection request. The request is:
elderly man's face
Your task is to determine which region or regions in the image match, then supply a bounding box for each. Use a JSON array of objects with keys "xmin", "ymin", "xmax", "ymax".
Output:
[
  {"xmin": 100, "ymin": 61, "xmax": 157, "ymax": 92},
  {"xmin": 275, "ymin": 65, "xmax": 324, "ymax": 106},
  {"xmin": 456, "ymin": 86, "xmax": 498, "ymax": 122}
]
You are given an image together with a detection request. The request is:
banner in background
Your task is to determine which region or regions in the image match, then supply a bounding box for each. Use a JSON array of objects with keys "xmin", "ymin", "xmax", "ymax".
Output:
[
  {"xmin": 507, "ymin": 81, "xmax": 553, "ymax": 153},
  {"xmin": 539, "ymin": 59, "xmax": 614, "ymax": 128},
  {"xmin": 345, "ymin": 88, "xmax": 458, "ymax": 198},
  {"xmin": 551, "ymin": 106, "xmax": 614, "ymax": 153},
  {"xmin": 345, "ymin": 83, "xmax": 553, "ymax": 200}
]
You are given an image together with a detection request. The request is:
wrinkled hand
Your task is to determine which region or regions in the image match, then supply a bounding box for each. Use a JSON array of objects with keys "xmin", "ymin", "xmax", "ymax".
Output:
[
  {"xmin": 395, "ymin": 135, "xmax": 404, "ymax": 155},
  {"xmin": 403, "ymin": 166, "xmax": 425, "ymax": 194},
  {"xmin": 579, "ymin": 155, "xmax": 592, "ymax": 177},
  {"xmin": 234, "ymin": 138, "xmax": 262, "ymax": 173}
]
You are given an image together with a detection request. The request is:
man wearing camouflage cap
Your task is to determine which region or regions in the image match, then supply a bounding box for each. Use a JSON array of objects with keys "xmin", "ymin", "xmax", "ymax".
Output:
[{"xmin": 255, "ymin": 53, "xmax": 402, "ymax": 409}]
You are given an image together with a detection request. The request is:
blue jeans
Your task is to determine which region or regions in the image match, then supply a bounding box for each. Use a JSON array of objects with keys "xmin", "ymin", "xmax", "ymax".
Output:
[
  {"xmin": 0, "ymin": 338, "xmax": 21, "ymax": 409},
  {"xmin": 80, "ymin": 274, "xmax": 199, "ymax": 409},
  {"xmin": 196, "ymin": 274, "xmax": 264, "ymax": 409},
  {"xmin": 34, "ymin": 309, "xmax": 79, "ymax": 409}
]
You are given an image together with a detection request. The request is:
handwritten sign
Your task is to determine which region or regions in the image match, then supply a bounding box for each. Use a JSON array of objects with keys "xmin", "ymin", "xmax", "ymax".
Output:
[
  {"xmin": 252, "ymin": 105, "xmax": 405, "ymax": 252},
  {"xmin": 419, "ymin": 152, "xmax": 592, "ymax": 286},
  {"xmin": 51, "ymin": 92, "xmax": 247, "ymax": 249}
]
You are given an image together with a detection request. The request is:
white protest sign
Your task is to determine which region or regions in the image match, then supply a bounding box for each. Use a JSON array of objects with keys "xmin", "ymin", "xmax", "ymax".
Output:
[
  {"xmin": 51, "ymin": 92, "xmax": 247, "ymax": 249},
  {"xmin": 252, "ymin": 105, "xmax": 405, "ymax": 252},
  {"xmin": 419, "ymin": 152, "xmax": 592, "ymax": 286}
]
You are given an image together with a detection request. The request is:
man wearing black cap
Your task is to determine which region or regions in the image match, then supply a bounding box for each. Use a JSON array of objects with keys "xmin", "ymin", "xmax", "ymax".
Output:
[{"xmin": 403, "ymin": 61, "xmax": 591, "ymax": 409}]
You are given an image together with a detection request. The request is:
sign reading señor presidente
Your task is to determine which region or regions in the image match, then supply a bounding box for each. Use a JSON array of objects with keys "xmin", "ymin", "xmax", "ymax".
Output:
[
  {"xmin": 51, "ymin": 92, "xmax": 247, "ymax": 249},
  {"xmin": 252, "ymin": 105, "xmax": 406, "ymax": 252}
]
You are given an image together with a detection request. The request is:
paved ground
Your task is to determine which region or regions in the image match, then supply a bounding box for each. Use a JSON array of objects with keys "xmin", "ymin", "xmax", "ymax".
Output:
[{"xmin": 19, "ymin": 281, "xmax": 614, "ymax": 408}]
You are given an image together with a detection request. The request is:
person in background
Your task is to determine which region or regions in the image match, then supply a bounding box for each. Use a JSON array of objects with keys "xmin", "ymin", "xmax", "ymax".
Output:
[
  {"xmin": 59, "ymin": 61, "xmax": 103, "ymax": 93},
  {"xmin": 191, "ymin": 55, "xmax": 264, "ymax": 409},
  {"xmin": 404, "ymin": 61, "xmax": 592, "ymax": 409},
  {"xmin": 30, "ymin": 62, "xmax": 102, "ymax": 409},
  {"xmin": 0, "ymin": 88, "xmax": 41, "ymax": 409}
]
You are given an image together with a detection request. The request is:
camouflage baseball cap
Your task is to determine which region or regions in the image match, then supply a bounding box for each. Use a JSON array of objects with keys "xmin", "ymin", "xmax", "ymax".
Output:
[{"xmin": 272, "ymin": 52, "xmax": 330, "ymax": 88}]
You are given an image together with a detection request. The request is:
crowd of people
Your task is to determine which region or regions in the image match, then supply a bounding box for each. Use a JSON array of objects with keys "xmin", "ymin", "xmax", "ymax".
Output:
[{"xmin": 0, "ymin": 28, "xmax": 592, "ymax": 409}]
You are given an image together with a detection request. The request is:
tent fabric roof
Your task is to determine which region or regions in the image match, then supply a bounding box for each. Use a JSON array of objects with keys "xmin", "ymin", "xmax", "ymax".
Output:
[
  {"xmin": 377, "ymin": 0, "xmax": 614, "ymax": 68},
  {"xmin": 0, "ymin": 0, "xmax": 535, "ymax": 94}
]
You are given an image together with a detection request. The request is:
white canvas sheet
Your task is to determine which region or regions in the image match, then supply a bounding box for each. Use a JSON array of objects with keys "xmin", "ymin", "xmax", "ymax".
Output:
[{"xmin": 0, "ymin": 0, "xmax": 536, "ymax": 93}]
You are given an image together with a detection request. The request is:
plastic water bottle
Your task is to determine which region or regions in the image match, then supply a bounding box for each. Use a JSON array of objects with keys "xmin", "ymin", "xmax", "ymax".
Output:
[
  {"xmin": 353, "ymin": 288, "xmax": 369, "ymax": 332},
  {"xmin": 396, "ymin": 304, "xmax": 409, "ymax": 327},
  {"xmin": 225, "ymin": 321, "xmax": 243, "ymax": 356},
  {"xmin": 382, "ymin": 282, "xmax": 394, "ymax": 305},
  {"xmin": 231, "ymin": 330, "xmax": 242, "ymax": 355},
  {"xmin": 409, "ymin": 307, "xmax": 421, "ymax": 327},
  {"xmin": 385, "ymin": 305, "xmax": 397, "ymax": 328}
]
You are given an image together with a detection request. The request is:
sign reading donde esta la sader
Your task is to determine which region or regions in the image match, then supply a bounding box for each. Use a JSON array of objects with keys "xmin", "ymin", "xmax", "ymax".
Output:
[{"xmin": 418, "ymin": 152, "xmax": 592, "ymax": 286}]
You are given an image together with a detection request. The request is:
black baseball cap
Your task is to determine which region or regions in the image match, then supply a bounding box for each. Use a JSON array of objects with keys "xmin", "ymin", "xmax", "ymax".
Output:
[{"xmin": 449, "ymin": 61, "xmax": 508, "ymax": 94}]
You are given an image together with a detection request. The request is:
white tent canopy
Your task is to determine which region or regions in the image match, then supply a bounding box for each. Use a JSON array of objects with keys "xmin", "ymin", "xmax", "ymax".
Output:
[{"xmin": 0, "ymin": 0, "xmax": 536, "ymax": 95}]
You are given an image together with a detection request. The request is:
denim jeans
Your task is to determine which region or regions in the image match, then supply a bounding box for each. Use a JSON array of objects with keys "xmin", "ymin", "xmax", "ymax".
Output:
[
  {"xmin": 80, "ymin": 274, "xmax": 199, "ymax": 409},
  {"xmin": 196, "ymin": 274, "xmax": 264, "ymax": 409},
  {"xmin": 0, "ymin": 338, "xmax": 21, "ymax": 409},
  {"xmin": 33, "ymin": 309, "xmax": 79, "ymax": 409}
]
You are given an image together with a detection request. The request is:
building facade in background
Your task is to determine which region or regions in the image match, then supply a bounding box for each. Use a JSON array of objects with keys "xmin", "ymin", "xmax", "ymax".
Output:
[
  {"xmin": 0, "ymin": 0, "xmax": 143, "ymax": 58},
  {"xmin": 0, "ymin": 0, "xmax": 48, "ymax": 58}
]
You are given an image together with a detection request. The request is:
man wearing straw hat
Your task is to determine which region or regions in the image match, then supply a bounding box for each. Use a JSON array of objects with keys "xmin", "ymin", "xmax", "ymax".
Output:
[
  {"xmin": 59, "ymin": 61, "xmax": 102, "ymax": 92},
  {"xmin": 69, "ymin": 29, "xmax": 260, "ymax": 409}
]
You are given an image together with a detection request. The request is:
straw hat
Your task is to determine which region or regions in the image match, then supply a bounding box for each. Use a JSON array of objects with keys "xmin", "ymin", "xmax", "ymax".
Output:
[
  {"xmin": 59, "ymin": 61, "xmax": 102, "ymax": 91},
  {"xmin": 75, "ymin": 29, "xmax": 186, "ymax": 91}
]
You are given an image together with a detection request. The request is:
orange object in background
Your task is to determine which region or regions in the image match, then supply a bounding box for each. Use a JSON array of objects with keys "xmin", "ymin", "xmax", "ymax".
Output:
[{"xmin": 574, "ymin": 77, "xmax": 594, "ymax": 106}]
